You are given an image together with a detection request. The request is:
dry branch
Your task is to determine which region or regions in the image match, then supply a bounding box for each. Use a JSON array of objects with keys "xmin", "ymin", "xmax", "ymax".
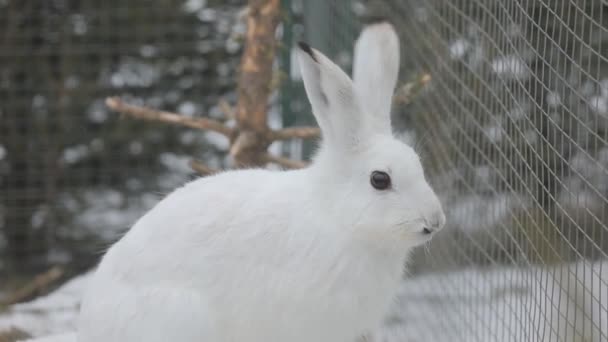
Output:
[
  {"xmin": 263, "ymin": 153, "xmax": 308, "ymax": 169},
  {"xmin": 270, "ymin": 126, "xmax": 320, "ymax": 141},
  {"xmin": 1, "ymin": 267, "xmax": 64, "ymax": 306},
  {"xmin": 105, "ymin": 1, "xmax": 309, "ymax": 171},
  {"xmin": 393, "ymin": 73, "xmax": 432, "ymax": 105},
  {"xmin": 106, "ymin": 97, "xmax": 233, "ymax": 137},
  {"xmin": 189, "ymin": 160, "xmax": 219, "ymax": 175},
  {"xmin": 0, "ymin": 327, "xmax": 30, "ymax": 342}
]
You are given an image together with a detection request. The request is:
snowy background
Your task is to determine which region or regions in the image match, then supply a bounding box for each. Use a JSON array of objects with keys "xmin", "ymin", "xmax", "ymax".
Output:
[
  {"xmin": 1, "ymin": 260, "xmax": 606, "ymax": 341},
  {"xmin": 2, "ymin": 0, "xmax": 608, "ymax": 341}
]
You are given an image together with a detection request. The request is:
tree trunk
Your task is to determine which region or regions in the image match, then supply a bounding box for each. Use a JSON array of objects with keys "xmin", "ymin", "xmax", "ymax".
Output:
[{"xmin": 231, "ymin": 0, "xmax": 282, "ymax": 166}]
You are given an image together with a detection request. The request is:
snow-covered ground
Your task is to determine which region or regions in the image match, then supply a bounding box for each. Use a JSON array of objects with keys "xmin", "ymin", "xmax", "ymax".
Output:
[
  {"xmin": 1, "ymin": 260, "xmax": 606, "ymax": 342},
  {"xmin": 0, "ymin": 272, "xmax": 91, "ymax": 339},
  {"xmin": 370, "ymin": 259, "xmax": 608, "ymax": 342}
]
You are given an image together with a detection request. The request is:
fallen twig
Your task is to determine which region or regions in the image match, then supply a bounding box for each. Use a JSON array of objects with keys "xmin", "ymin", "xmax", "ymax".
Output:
[
  {"xmin": 1, "ymin": 266, "xmax": 64, "ymax": 306},
  {"xmin": 0, "ymin": 327, "xmax": 31, "ymax": 342}
]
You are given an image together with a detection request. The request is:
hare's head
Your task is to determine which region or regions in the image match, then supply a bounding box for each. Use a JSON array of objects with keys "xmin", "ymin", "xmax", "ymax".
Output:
[{"xmin": 298, "ymin": 22, "xmax": 445, "ymax": 248}]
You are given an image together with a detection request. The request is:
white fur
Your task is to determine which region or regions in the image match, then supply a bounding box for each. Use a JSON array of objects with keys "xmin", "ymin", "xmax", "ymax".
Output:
[
  {"xmin": 353, "ymin": 22, "xmax": 400, "ymax": 134},
  {"xmin": 78, "ymin": 22, "xmax": 445, "ymax": 342},
  {"xmin": 25, "ymin": 333, "xmax": 76, "ymax": 342}
]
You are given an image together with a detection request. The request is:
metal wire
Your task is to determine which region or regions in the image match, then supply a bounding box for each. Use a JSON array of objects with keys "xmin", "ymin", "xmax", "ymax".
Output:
[
  {"xmin": 1, "ymin": 0, "xmax": 607, "ymax": 340},
  {"xmin": 0, "ymin": 0, "xmax": 244, "ymax": 275},
  {"xmin": 347, "ymin": 0, "xmax": 608, "ymax": 340},
  {"xmin": 284, "ymin": 0, "xmax": 608, "ymax": 340}
]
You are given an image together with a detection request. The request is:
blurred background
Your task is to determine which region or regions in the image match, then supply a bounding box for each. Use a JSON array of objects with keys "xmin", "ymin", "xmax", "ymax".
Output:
[{"xmin": 1, "ymin": 0, "xmax": 607, "ymax": 341}]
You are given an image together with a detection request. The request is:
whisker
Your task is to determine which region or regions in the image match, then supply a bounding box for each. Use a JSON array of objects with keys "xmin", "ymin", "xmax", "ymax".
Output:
[
  {"xmin": 424, "ymin": 242, "xmax": 431, "ymax": 258},
  {"xmin": 413, "ymin": 132, "xmax": 432, "ymax": 153},
  {"xmin": 393, "ymin": 217, "xmax": 424, "ymax": 227}
]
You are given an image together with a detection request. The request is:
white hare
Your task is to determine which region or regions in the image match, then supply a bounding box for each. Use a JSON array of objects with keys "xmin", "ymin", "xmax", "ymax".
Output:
[{"xmin": 77, "ymin": 22, "xmax": 445, "ymax": 342}]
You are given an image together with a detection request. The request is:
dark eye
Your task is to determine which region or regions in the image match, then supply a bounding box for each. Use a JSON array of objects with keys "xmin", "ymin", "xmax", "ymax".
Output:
[{"xmin": 370, "ymin": 170, "xmax": 391, "ymax": 190}]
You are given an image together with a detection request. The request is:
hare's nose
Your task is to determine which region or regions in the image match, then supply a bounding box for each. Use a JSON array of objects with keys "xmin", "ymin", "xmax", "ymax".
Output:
[{"xmin": 422, "ymin": 211, "xmax": 446, "ymax": 234}]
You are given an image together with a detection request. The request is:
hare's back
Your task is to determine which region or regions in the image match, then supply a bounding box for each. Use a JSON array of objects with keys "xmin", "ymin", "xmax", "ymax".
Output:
[{"xmin": 98, "ymin": 168, "xmax": 308, "ymax": 284}]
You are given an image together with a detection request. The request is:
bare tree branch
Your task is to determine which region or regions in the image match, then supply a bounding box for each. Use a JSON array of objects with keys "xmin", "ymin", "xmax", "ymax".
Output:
[
  {"xmin": 189, "ymin": 160, "xmax": 219, "ymax": 176},
  {"xmin": 270, "ymin": 126, "xmax": 321, "ymax": 141},
  {"xmin": 106, "ymin": 97, "xmax": 234, "ymax": 137},
  {"xmin": 262, "ymin": 153, "xmax": 308, "ymax": 169}
]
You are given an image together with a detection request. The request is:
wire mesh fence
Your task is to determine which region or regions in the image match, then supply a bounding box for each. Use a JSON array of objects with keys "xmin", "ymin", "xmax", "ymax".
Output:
[
  {"xmin": 0, "ymin": 0, "xmax": 246, "ymax": 276},
  {"xmin": 285, "ymin": 0, "xmax": 608, "ymax": 341},
  {"xmin": 1, "ymin": 0, "xmax": 607, "ymax": 341},
  {"xmin": 400, "ymin": 0, "xmax": 608, "ymax": 340}
]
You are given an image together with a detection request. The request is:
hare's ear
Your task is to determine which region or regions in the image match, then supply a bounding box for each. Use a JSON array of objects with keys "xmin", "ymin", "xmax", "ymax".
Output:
[
  {"xmin": 353, "ymin": 22, "xmax": 400, "ymax": 134},
  {"xmin": 297, "ymin": 42, "xmax": 364, "ymax": 149}
]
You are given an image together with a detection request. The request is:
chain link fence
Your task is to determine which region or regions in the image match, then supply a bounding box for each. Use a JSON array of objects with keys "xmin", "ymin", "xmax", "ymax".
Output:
[{"xmin": 1, "ymin": 0, "xmax": 607, "ymax": 340}]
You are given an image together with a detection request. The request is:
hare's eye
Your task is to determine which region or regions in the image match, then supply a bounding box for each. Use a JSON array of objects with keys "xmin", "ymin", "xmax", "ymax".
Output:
[{"xmin": 370, "ymin": 171, "xmax": 391, "ymax": 190}]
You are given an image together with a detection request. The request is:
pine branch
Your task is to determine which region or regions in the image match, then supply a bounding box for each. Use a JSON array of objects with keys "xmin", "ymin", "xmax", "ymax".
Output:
[{"xmin": 106, "ymin": 97, "xmax": 234, "ymax": 137}]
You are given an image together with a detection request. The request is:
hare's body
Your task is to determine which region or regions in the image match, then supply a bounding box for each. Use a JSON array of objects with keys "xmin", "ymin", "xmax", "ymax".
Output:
[
  {"xmin": 79, "ymin": 168, "xmax": 406, "ymax": 342},
  {"xmin": 79, "ymin": 22, "xmax": 446, "ymax": 342}
]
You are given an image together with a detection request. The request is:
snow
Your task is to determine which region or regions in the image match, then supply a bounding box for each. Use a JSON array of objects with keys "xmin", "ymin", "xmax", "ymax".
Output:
[
  {"xmin": 449, "ymin": 38, "xmax": 470, "ymax": 60},
  {"xmin": 491, "ymin": 55, "xmax": 530, "ymax": 80},
  {"xmin": 139, "ymin": 44, "xmax": 158, "ymax": 58},
  {"xmin": 507, "ymin": 105, "xmax": 528, "ymax": 120},
  {"xmin": 70, "ymin": 189, "xmax": 159, "ymax": 241},
  {"xmin": 108, "ymin": 59, "xmax": 161, "ymax": 88},
  {"xmin": 589, "ymin": 95, "xmax": 608, "ymax": 116},
  {"xmin": 447, "ymin": 193, "xmax": 528, "ymax": 233},
  {"xmin": 60, "ymin": 145, "xmax": 89, "ymax": 164},
  {"xmin": 197, "ymin": 8, "xmax": 217, "ymax": 22},
  {"xmin": 203, "ymin": 131, "xmax": 230, "ymax": 151},
  {"xmin": 0, "ymin": 273, "xmax": 91, "ymax": 339},
  {"xmin": 177, "ymin": 101, "xmax": 199, "ymax": 117},
  {"xmin": 86, "ymin": 100, "xmax": 109, "ymax": 123},
  {"xmin": 182, "ymin": 0, "xmax": 207, "ymax": 13},
  {"xmin": 368, "ymin": 259, "xmax": 608, "ymax": 342},
  {"xmin": 483, "ymin": 123, "xmax": 504, "ymax": 143},
  {"xmin": 24, "ymin": 333, "xmax": 76, "ymax": 342},
  {"xmin": 70, "ymin": 15, "xmax": 87, "ymax": 36},
  {"xmin": 546, "ymin": 91, "xmax": 561, "ymax": 108},
  {"xmin": 3, "ymin": 260, "xmax": 606, "ymax": 341}
]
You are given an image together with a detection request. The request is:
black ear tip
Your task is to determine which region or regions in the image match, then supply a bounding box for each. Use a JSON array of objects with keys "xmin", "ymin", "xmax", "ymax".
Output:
[
  {"xmin": 366, "ymin": 16, "xmax": 392, "ymax": 27},
  {"xmin": 298, "ymin": 41, "xmax": 317, "ymax": 62}
]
